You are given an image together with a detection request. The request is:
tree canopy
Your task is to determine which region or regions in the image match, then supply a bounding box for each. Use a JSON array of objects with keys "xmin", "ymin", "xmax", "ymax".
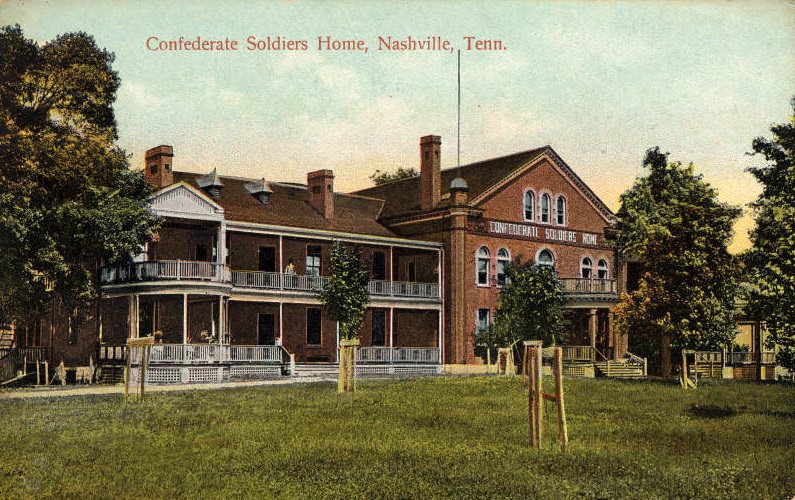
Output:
[
  {"xmin": 0, "ymin": 25, "xmax": 158, "ymax": 323},
  {"xmin": 609, "ymin": 147, "xmax": 742, "ymax": 375},
  {"xmin": 478, "ymin": 260, "xmax": 567, "ymax": 350},
  {"xmin": 369, "ymin": 167, "xmax": 418, "ymax": 186},
  {"xmin": 318, "ymin": 241, "xmax": 370, "ymax": 340},
  {"xmin": 745, "ymin": 98, "xmax": 795, "ymax": 368}
]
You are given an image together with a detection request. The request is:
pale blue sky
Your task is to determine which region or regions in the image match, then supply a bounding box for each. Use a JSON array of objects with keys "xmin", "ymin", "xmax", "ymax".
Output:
[{"xmin": 3, "ymin": 0, "xmax": 794, "ymax": 250}]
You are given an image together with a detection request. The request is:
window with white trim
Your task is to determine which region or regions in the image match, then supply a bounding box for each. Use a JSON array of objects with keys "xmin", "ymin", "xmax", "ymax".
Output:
[
  {"xmin": 523, "ymin": 190, "xmax": 535, "ymax": 221},
  {"xmin": 556, "ymin": 196, "xmax": 566, "ymax": 225},
  {"xmin": 476, "ymin": 246, "xmax": 490, "ymax": 286},
  {"xmin": 541, "ymin": 193, "xmax": 551, "ymax": 223},
  {"xmin": 537, "ymin": 249, "xmax": 555, "ymax": 268},
  {"xmin": 477, "ymin": 308, "xmax": 490, "ymax": 333},
  {"xmin": 306, "ymin": 245, "xmax": 321, "ymax": 276},
  {"xmin": 597, "ymin": 259, "xmax": 609, "ymax": 279},
  {"xmin": 496, "ymin": 248, "xmax": 510, "ymax": 286},
  {"xmin": 581, "ymin": 257, "xmax": 593, "ymax": 279}
]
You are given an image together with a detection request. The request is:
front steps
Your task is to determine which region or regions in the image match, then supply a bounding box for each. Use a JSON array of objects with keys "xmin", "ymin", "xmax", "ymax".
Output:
[{"xmin": 594, "ymin": 360, "xmax": 646, "ymax": 379}]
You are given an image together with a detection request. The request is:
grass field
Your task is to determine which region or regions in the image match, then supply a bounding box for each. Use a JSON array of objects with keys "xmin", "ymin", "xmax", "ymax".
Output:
[{"xmin": 0, "ymin": 376, "xmax": 793, "ymax": 499}]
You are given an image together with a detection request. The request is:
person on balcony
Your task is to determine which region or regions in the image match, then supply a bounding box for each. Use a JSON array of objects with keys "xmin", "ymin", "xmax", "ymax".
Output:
[{"xmin": 285, "ymin": 259, "xmax": 296, "ymax": 275}]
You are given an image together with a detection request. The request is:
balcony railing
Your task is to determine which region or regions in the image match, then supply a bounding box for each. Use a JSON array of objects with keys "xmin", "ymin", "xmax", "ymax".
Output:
[
  {"xmin": 693, "ymin": 350, "xmax": 776, "ymax": 365},
  {"xmin": 560, "ymin": 278, "xmax": 617, "ymax": 294},
  {"xmin": 367, "ymin": 280, "xmax": 440, "ymax": 299},
  {"xmin": 232, "ymin": 271, "xmax": 440, "ymax": 300},
  {"xmin": 358, "ymin": 347, "xmax": 439, "ymax": 364},
  {"xmin": 100, "ymin": 260, "xmax": 230, "ymax": 284},
  {"xmin": 232, "ymin": 271, "xmax": 328, "ymax": 292}
]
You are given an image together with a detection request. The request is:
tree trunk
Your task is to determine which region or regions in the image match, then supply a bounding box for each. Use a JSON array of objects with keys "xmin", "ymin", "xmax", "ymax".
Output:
[{"xmin": 660, "ymin": 333, "xmax": 672, "ymax": 377}]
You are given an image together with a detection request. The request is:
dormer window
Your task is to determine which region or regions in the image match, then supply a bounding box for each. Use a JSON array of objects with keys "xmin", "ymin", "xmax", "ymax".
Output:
[{"xmin": 197, "ymin": 168, "xmax": 224, "ymax": 200}]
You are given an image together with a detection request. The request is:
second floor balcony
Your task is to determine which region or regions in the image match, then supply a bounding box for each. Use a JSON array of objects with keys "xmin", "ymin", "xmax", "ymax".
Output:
[{"xmin": 100, "ymin": 260, "xmax": 441, "ymax": 301}]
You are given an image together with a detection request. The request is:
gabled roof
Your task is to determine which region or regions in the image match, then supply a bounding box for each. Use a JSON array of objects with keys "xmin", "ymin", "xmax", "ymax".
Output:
[
  {"xmin": 352, "ymin": 146, "xmax": 614, "ymax": 222},
  {"xmin": 171, "ymin": 172, "xmax": 395, "ymax": 237}
]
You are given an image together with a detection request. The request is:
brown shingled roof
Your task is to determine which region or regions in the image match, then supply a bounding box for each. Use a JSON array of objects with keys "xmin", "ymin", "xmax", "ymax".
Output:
[
  {"xmin": 172, "ymin": 172, "xmax": 396, "ymax": 237},
  {"xmin": 351, "ymin": 146, "xmax": 614, "ymax": 222},
  {"xmin": 352, "ymin": 147, "xmax": 548, "ymax": 218}
]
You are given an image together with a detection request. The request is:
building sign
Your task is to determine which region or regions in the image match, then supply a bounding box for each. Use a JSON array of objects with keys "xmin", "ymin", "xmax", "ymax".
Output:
[{"xmin": 473, "ymin": 220, "xmax": 601, "ymax": 246}]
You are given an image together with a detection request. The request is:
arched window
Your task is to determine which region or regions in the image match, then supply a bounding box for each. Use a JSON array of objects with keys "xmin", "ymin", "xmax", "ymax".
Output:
[
  {"xmin": 597, "ymin": 259, "xmax": 609, "ymax": 279},
  {"xmin": 556, "ymin": 196, "xmax": 566, "ymax": 225},
  {"xmin": 523, "ymin": 191, "xmax": 535, "ymax": 221},
  {"xmin": 536, "ymin": 249, "xmax": 555, "ymax": 268},
  {"xmin": 476, "ymin": 246, "xmax": 490, "ymax": 286},
  {"xmin": 541, "ymin": 194, "xmax": 551, "ymax": 223},
  {"xmin": 581, "ymin": 257, "xmax": 593, "ymax": 279},
  {"xmin": 497, "ymin": 248, "xmax": 510, "ymax": 286}
]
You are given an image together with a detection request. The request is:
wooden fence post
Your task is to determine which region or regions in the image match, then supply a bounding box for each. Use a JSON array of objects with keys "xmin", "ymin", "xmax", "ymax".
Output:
[{"xmin": 554, "ymin": 347, "xmax": 568, "ymax": 450}]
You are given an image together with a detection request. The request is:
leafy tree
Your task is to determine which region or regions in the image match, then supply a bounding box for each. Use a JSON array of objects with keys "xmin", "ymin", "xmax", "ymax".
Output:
[
  {"xmin": 0, "ymin": 25, "xmax": 158, "ymax": 326},
  {"xmin": 609, "ymin": 148, "xmax": 742, "ymax": 376},
  {"xmin": 478, "ymin": 260, "xmax": 568, "ymax": 352},
  {"xmin": 318, "ymin": 241, "xmax": 370, "ymax": 341},
  {"xmin": 745, "ymin": 99, "xmax": 795, "ymax": 368},
  {"xmin": 369, "ymin": 167, "xmax": 418, "ymax": 186}
]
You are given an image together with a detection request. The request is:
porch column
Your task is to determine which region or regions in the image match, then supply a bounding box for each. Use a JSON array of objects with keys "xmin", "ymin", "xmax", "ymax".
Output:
[
  {"xmin": 217, "ymin": 221, "xmax": 227, "ymax": 264},
  {"xmin": 437, "ymin": 307, "xmax": 443, "ymax": 364},
  {"xmin": 182, "ymin": 293, "xmax": 188, "ymax": 344},
  {"xmin": 218, "ymin": 295, "xmax": 224, "ymax": 343},
  {"xmin": 134, "ymin": 294, "xmax": 140, "ymax": 338},
  {"xmin": 127, "ymin": 295, "xmax": 135, "ymax": 339},
  {"xmin": 278, "ymin": 301, "xmax": 283, "ymax": 343},
  {"xmin": 278, "ymin": 235, "xmax": 284, "ymax": 273},
  {"xmin": 588, "ymin": 308, "xmax": 597, "ymax": 348},
  {"xmin": 389, "ymin": 307, "xmax": 394, "ymax": 347},
  {"xmin": 389, "ymin": 246, "xmax": 394, "ymax": 281}
]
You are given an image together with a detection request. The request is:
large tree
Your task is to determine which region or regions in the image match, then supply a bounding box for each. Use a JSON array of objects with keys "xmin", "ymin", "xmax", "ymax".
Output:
[
  {"xmin": 0, "ymin": 25, "xmax": 158, "ymax": 325},
  {"xmin": 609, "ymin": 148, "xmax": 741, "ymax": 376},
  {"xmin": 745, "ymin": 99, "xmax": 795, "ymax": 368}
]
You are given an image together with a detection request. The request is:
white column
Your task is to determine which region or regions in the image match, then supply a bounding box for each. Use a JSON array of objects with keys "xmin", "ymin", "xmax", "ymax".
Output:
[
  {"xmin": 128, "ymin": 295, "xmax": 134, "ymax": 340},
  {"xmin": 335, "ymin": 321, "xmax": 340, "ymax": 363},
  {"xmin": 183, "ymin": 293, "xmax": 188, "ymax": 344},
  {"xmin": 134, "ymin": 294, "xmax": 140, "ymax": 338},
  {"xmin": 279, "ymin": 235, "xmax": 284, "ymax": 273},
  {"xmin": 389, "ymin": 246, "xmax": 394, "ymax": 281},
  {"xmin": 217, "ymin": 222, "xmax": 227, "ymax": 264},
  {"xmin": 218, "ymin": 295, "xmax": 224, "ymax": 343},
  {"xmin": 389, "ymin": 307, "xmax": 394, "ymax": 347},
  {"xmin": 437, "ymin": 307, "xmax": 443, "ymax": 364},
  {"xmin": 278, "ymin": 301, "xmax": 283, "ymax": 343},
  {"xmin": 589, "ymin": 308, "xmax": 598, "ymax": 348}
]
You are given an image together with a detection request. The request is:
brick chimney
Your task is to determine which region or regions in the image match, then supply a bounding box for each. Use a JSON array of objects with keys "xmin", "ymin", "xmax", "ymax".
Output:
[
  {"xmin": 144, "ymin": 145, "xmax": 174, "ymax": 188},
  {"xmin": 307, "ymin": 169, "xmax": 334, "ymax": 219},
  {"xmin": 420, "ymin": 135, "xmax": 441, "ymax": 210}
]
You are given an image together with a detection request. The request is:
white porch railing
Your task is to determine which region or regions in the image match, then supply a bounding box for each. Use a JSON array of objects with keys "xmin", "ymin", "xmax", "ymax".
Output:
[
  {"xmin": 560, "ymin": 278, "xmax": 617, "ymax": 294},
  {"xmin": 100, "ymin": 260, "xmax": 230, "ymax": 284},
  {"xmin": 126, "ymin": 344, "xmax": 282, "ymax": 364},
  {"xmin": 231, "ymin": 271, "xmax": 328, "ymax": 292},
  {"xmin": 367, "ymin": 280, "xmax": 440, "ymax": 299},
  {"xmin": 358, "ymin": 346, "xmax": 439, "ymax": 364},
  {"xmin": 228, "ymin": 345, "xmax": 281, "ymax": 363},
  {"xmin": 232, "ymin": 272, "xmax": 440, "ymax": 300}
]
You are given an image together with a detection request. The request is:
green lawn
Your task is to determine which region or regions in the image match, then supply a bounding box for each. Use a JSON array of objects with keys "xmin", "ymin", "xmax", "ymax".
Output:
[{"xmin": 1, "ymin": 377, "xmax": 793, "ymax": 499}]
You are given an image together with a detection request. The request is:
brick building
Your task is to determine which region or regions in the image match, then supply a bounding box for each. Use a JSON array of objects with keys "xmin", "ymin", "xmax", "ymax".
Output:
[
  {"xmin": 6, "ymin": 135, "xmax": 633, "ymax": 382},
  {"xmin": 356, "ymin": 136, "xmax": 625, "ymax": 365}
]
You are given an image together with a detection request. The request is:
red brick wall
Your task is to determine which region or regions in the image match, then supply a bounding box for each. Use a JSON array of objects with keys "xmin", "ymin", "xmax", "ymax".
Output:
[
  {"xmin": 155, "ymin": 225, "xmax": 216, "ymax": 261},
  {"xmin": 228, "ymin": 301, "xmax": 280, "ymax": 345},
  {"xmin": 479, "ymin": 158, "xmax": 610, "ymax": 234},
  {"xmin": 229, "ymin": 233, "xmax": 280, "ymax": 270},
  {"xmin": 393, "ymin": 310, "xmax": 439, "ymax": 347},
  {"xmin": 280, "ymin": 303, "xmax": 337, "ymax": 362}
]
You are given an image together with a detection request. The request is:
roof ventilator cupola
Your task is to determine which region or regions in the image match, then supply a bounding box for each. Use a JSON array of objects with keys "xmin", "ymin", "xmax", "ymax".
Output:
[
  {"xmin": 197, "ymin": 168, "xmax": 224, "ymax": 200},
  {"xmin": 244, "ymin": 178, "xmax": 274, "ymax": 205}
]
